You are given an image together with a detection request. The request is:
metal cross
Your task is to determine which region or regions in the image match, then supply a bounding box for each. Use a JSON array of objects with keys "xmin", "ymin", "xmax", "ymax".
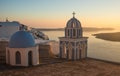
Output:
[{"xmin": 72, "ymin": 12, "xmax": 75, "ymax": 17}]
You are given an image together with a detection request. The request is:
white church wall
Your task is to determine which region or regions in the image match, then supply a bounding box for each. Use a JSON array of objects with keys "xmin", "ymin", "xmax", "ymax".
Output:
[
  {"xmin": 31, "ymin": 47, "xmax": 40, "ymax": 66},
  {"xmin": 20, "ymin": 49, "xmax": 28, "ymax": 66},
  {"xmin": 9, "ymin": 48, "xmax": 16, "ymax": 66},
  {"xmin": 6, "ymin": 46, "xmax": 39, "ymax": 66}
]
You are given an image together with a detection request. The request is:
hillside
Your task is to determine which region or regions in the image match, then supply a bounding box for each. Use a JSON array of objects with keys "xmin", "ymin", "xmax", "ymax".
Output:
[
  {"xmin": 0, "ymin": 58, "xmax": 120, "ymax": 76},
  {"xmin": 93, "ymin": 32, "xmax": 120, "ymax": 42}
]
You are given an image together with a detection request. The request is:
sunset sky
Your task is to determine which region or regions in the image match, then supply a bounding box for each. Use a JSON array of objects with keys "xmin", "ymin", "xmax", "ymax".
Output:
[{"xmin": 0, "ymin": 0, "xmax": 120, "ymax": 28}]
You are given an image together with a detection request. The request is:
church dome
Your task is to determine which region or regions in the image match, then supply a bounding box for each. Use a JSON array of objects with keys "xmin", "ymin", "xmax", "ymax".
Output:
[
  {"xmin": 9, "ymin": 30, "xmax": 35, "ymax": 48},
  {"xmin": 66, "ymin": 17, "xmax": 81, "ymax": 28},
  {"xmin": 66, "ymin": 12, "xmax": 81, "ymax": 28},
  {"xmin": 65, "ymin": 12, "xmax": 83, "ymax": 38}
]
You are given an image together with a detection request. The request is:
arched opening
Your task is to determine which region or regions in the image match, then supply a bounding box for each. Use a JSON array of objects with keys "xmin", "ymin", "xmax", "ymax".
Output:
[
  {"xmin": 73, "ymin": 29, "xmax": 76, "ymax": 37},
  {"xmin": 66, "ymin": 49, "xmax": 69, "ymax": 59},
  {"xmin": 72, "ymin": 48, "xmax": 74, "ymax": 60},
  {"xmin": 79, "ymin": 49, "xmax": 81, "ymax": 60},
  {"xmin": 77, "ymin": 29, "xmax": 79, "ymax": 37},
  {"xmin": 7, "ymin": 50, "xmax": 10, "ymax": 64},
  {"xmin": 79, "ymin": 29, "xmax": 81, "ymax": 37},
  {"xmin": 62, "ymin": 43, "xmax": 67, "ymax": 58},
  {"xmin": 70, "ymin": 29, "xmax": 72, "ymax": 38},
  {"xmin": 28, "ymin": 51, "xmax": 32, "ymax": 66},
  {"xmin": 16, "ymin": 51, "xmax": 21, "ymax": 64},
  {"xmin": 68, "ymin": 29, "xmax": 69, "ymax": 36}
]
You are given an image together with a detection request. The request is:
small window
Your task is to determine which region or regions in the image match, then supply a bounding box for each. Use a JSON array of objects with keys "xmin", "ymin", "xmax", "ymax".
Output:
[
  {"xmin": 73, "ymin": 29, "xmax": 75, "ymax": 36},
  {"xmin": 16, "ymin": 51, "xmax": 21, "ymax": 64},
  {"xmin": 68, "ymin": 29, "xmax": 69, "ymax": 36}
]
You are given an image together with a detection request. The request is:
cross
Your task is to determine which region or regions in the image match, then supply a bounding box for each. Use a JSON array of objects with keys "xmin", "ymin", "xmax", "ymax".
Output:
[
  {"xmin": 72, "ymin": 12, "xmax": 75, "ymax": 17},
  {"xmin": 6, "ymin": 17, "xmax": 9, "ymax": 22}
]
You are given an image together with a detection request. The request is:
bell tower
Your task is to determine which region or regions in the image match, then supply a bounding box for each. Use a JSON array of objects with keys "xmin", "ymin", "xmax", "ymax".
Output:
[{"xmin": 59, "ymin": 12, "xmax": 88, "ymax": 60}]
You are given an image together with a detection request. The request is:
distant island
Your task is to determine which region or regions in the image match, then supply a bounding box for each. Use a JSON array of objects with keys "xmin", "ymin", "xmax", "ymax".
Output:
[
  {"xmin": 37, "ymin": 27, "xmax": 114, "ymax": 32},
  {"xmin": 93, "ymin": 32, "xmax": 120, "ymax": 42}
]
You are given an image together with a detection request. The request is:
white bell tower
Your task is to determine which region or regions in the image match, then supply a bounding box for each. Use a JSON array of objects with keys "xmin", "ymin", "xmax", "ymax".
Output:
[{"xmin": 59, "ymin": 12, "xmax": 88, "ymax": 60}]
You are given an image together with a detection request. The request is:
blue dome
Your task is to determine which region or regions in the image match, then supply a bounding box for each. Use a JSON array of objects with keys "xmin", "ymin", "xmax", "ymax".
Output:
[{"xmin": 9, "ymin": 31, "xmax": 35, "ymax": 48}]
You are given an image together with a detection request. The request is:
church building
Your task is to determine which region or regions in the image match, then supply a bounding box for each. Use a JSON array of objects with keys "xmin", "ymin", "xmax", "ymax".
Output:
[
  {"xmin": 5, "ymin": 29, "xmax": 56, "ymax": 66},
  {"xmin": 59, "ymin": 12, "xmax": 88, "ymax": 60},
  {"xmin": 6, "ymin": 30, "xmax": 39, "ymax": 66},
  {"xmin": 0, "ymin": 19, "xmax": 56, "ymax": 66}
]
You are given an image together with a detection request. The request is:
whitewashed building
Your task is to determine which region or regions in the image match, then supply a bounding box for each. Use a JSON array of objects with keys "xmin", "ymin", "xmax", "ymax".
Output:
[
  {"xmin": 0, "ymin": 19, "xmax": 21, "ymax": 39},
  {"xmin": 59, "ymin": 12, "xmax": 88, "ymax": 60},
  {"xmin": 0, "ymin": 19, "xmax": 21, "ymax": 64}
]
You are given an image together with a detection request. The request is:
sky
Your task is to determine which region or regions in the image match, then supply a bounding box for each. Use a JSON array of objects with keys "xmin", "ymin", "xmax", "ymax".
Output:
[{"xmin": 0, "ymin": 0, "xmax": 120, "ymax": 28}]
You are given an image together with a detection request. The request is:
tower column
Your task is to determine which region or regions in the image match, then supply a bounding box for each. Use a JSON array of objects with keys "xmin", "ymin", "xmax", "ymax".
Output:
[
  {"xmin": 75, "ymin": 28, "xmax": 77, "ymax": 38},
  {"xmin": 74, "ymin": 48, "xmax": 77, "ymax": 60},
  {"xmin": 76, "ymin": 48, "xmax": 80, "ymax": 59},
  {"xmin": 74, "ymin": 42, "xmax": 77, "ymax": 60},
  {"xmin": 63, "ymin": 45, "xmax": 66, "ymax": 58}
]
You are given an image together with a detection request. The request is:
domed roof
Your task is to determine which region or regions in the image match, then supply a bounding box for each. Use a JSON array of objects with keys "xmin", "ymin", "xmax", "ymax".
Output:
[
  {"xmin": 9, "ymin": 30, "xmax": 35, "ymax": 48},
  {"xmin": 66, "ymin": 17, "xmax": 81, "ymax": 28},
  {"xmin": 66, "ymin": 12, "xmax": 81, "ymax": 28}
]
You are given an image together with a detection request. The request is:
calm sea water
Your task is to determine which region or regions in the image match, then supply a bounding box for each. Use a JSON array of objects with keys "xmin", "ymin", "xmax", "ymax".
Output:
[{"xmin": 42, "ymin": 30, "xmax": 120, "ymax": 63}]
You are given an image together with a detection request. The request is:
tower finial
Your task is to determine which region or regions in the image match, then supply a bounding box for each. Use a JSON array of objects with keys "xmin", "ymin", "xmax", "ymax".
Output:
[
  {"xmin": 72, "ymin": 11, "xmax": 75, "ymax": 17},
  {"xmin": 6, "ymin": 18, "xmax": 9, "ymax": 22}
]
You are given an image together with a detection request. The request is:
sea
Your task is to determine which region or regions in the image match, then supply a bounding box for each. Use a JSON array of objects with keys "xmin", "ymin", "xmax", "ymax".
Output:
[{"xmin": 41, "ymin": 29, "xmax": 120, "ymax": 63}]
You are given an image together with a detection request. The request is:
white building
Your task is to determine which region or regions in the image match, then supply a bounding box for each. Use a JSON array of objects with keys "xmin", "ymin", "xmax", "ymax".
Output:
[
  {"xmin": 59, "ymin": 12, "xmax": 88, "ymax": 60},
  {"xmin": 0, "ymin": 19, "xmax": 21, "ymax": 64},
  {"xmin": 0, "ymin": 19, "xmax": 21, "ymax": 39}
]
